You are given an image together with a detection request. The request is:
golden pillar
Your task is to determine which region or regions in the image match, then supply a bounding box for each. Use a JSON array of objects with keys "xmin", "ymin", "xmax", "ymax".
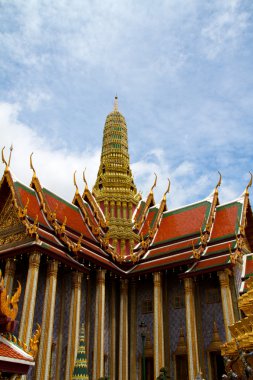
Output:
[
  {"xmin": 35, "ymin": 260, "xmax": 58, "ymax": 380},
  {"xmin": 110, "ymin": 279, "xmax": 116, "ymax": 380},
  {"xmin": 85, "ymin": 275, "xmax": 91, "ymax": 360},
  {"xmin": 92, "ymin": 269, "xmax": 106, "ymax": 380},
  {"xmin": 19, "ymin": 253, "xmax": 40, "ymax": 344},
  {"xmin": 153, "ymin": 272, "xmax": 164, "ymax": 377},
  {"xmin": 4, "ymin": 258, "xmax": 16, "ymax": 295},
  {"xmin": 65, "ymin": 271, "xmax": 83, "ymax": 379},
  {"xmin": 55, "ymin": 277, "xmax": 66, "ymax": 380},
  {"xmin": 119, "ymin": 279, "xmax": 128, "ymax": 380},
  {"xmin": 130, "ymin": 279, "xmax": 137, "ymax": 380},
  {"xmin": 184, "ymin": 277, "xmax": 199, "ymax": 380},
  {"xmin": 218, "ymin": 269, "xmax": 235, "ymax": 341},
  {"xmin": 117, "ymin": 201, "xmax": 121, "ymax": 218}
]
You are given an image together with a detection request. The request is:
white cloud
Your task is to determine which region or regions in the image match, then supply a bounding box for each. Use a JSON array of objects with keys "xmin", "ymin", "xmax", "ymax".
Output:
[
  {"xmin": 201, "ymin": 0, "xmax": 249, "ymax": 59},
  {"xmin": 0, "ymin": 102, "xmax": 101, "ymax": 201}
]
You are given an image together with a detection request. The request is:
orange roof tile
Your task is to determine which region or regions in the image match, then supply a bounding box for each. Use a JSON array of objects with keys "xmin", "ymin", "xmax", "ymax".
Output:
[
  {"xmin": 147, "ymin": 237, "xmax": 199, "ymax": 259},
  {"xmin": 186, "ymin": 254, "xmax": 231, "ymax": 275},
  {"xmin": 0, "ymin": 336, "xmax": 34, "ymax": 363},
  {"xmin": 204, "ymin": 240, "xmax": 237, "ymax": 257},
  {"xmin": 153, "ymin": 201, "xmax": 211, "ymax": 246},
  {"xmin": 210, "ymin": 202, "xmax": 242, "ymax": 242},
  {"xmin": 42, "ymin": 188, "xmax": 95, "ymax": 240},
  {"xmin": 13, "ymin": 182, "xmax": 48, "ymax": 227}
]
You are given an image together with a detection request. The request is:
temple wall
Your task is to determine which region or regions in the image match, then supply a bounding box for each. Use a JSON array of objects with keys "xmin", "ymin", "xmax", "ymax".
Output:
[
  {"xmin": 199, "ymin": 276, "xmax": 225, "ymax": 379},
  {"xmin": 104, "ymin": 277, "xmax": 110, "ymax": 377},
  {"xmin": 136, "ymin": 277, "xmax": 153, "ymax": 378},
  {"xmin": 88, "ymin": 275, "xmax": 96, "ymax": 379},
  {"xmin": 168, "ymin": 276, "xmax": 186, "ymax": 379}
]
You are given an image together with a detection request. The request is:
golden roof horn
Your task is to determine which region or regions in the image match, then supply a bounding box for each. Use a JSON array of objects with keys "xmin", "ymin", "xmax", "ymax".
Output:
[
  {"xmin": 30, "ymin": 153, "xmax": 37, "ymax": 178},
  {"xmin": 7, "ymin": 145, "xmax": 13, "ymax": 167},
  {"xmin": 83, "ymin": 168, "xmax": 88, "ymax": 189},
  {"xmin": 163, "ymin": 178, "xmax": 171, "ymax": 200},
  {"xmin": 151, "ymin": 173, "xmax": 157, "ymax": 193},
  {"xmin": 246, "ymin": 171, "xmax": 253, "ymax": 194},
  {"xmin": 73, "ymin": 170, "xmax": 79, "ymax": 194},
  {"xmin": 216, "ymin": 171, "xmax": 222, "ymax": 190},
  {"xmin": 1, "ymin": 146, "xmax": 8, "ymax": 168}
]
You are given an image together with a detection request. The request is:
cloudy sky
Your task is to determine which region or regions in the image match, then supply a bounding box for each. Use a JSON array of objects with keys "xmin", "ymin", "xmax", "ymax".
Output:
[{"xmin": 0, "ymin": 0, "xmax": 253, "ymax": 208}]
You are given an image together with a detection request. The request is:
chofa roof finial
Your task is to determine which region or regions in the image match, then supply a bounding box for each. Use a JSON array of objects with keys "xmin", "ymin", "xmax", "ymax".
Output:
[
  {"xmin": 246, "ymin": 171, "xmax": 253, "ymax": 194},
  {"xmin": 73, "ymin": 170, "xmax": 79, "ymax": 194},
  {"xmin": 30, "ymin": 152, "xmax": 37, "ymax": 178},
  {"xmin": 216, "ymin": 171, "xmax": 222, "ymax": 190},
  {"xmin": 163, "ymin": 178, "xmax": 171, "ymax": 201},
  {"xmin": 2, "ymin": 145, "xmax": 13, "ymax": 170},
  {"xmin": 150, "ymin": 173, "xmax": 157, "ymax": 193}
]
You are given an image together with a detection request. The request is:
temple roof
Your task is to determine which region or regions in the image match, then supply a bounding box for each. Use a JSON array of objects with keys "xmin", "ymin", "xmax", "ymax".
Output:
[
  {"xmin": 0, "ymin": 335, "xmax": 34, "ymax": 373},
  {"xmin": 1, "ymin": 164, "xmax": 253, "ymax": 279}
]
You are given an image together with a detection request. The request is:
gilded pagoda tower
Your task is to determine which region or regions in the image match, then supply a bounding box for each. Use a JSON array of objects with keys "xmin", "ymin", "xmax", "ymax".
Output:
[{"xmin": 93, "ymin": 97, "xmax": 140, "ymax": 260}]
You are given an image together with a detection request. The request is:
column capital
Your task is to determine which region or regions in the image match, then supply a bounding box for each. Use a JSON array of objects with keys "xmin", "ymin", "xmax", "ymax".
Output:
[
  {"xmin": 218, "ymin": 269, "xmax": 231, "ymax": 287},
  {"xmin": 47, "ymin": 260, "xmax": 58, "ymax": 278},
  {"xmin": 71, "ymin": 271, "xmax": 83, "ymax": 288},
  {"xmin": 153, "ymin": 271, "xmax": 162, "ymax": 286},
  {"xmin": 5, "ymin": 258, "xmax": 16, "ymax": 276},
  {"xmin": 120, "ymin": 278, "xmax": 128, "ymax": 292},
  {"xmin": 184, "ymin": 277, "xmax": 194, "ymax": 294},
  {"xmin": 96, "ymin": 269, "xmax": 106, "ymax": 284},
  {"xmin": 29, "ymin": 252, "xmax": 41, "ymax": 268}
]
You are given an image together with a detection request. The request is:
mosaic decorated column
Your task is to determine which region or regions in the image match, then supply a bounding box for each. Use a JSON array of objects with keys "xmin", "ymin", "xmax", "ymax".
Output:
[
  {"xmin": 218, "ymin": 269, "xmax": 235, "ymax": 341},
  {"xmin": 130, "ymin": 279, "xmax": 137, "ymax": 380},
  {"xmin": 55, "ymin": 277, "xmax": 66, "ymax": 380},
  {"xmin": 119, "ymin": 279, "xmax": 128, "ymax": 380},
  {"xmin": 92, "ymin": 269, "xmax": 106, "ymax": 380},
  {"xmin": 184, "ymin": 277, "xmax": 199, "ymax": 380},
  {"xmin": 65, "ymin": 271, "xmax": 83, "ymax": 380},
  {"xmin": 153, "ymin": 272, "xmax": 164, "ymax": 377},
  {"xmin": 35, "ymin": 260, "xmax": 58, "ymax": 380},
  {"xmin": 19, "ymin": 253, "xmax": 40, "ymax": 344},
  {"xmin": 110, "ymin": 279, "xmax": 116, "ymax": 380},
  {"xmin": 4, "ymin": 258, "xmax": 16, "ymax": 295}
]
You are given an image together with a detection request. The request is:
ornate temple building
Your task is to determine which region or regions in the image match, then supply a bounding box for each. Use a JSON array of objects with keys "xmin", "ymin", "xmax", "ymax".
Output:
[{"xmin": 0, "ymin": 97, "xmax": 253, "ymax": 380}]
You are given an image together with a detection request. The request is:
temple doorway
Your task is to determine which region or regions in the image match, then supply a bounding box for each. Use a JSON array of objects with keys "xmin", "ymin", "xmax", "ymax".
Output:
[
  {"xmin": 209, "ymin": 351, "xmax": 225, "ymax": 380},
  {"xmin": 145, "ymin": 357, "xmax": 154, "ymax": 380},
  {"xmin": 175, "ymin": 354, "xmax": 189, "ymax": 380}
]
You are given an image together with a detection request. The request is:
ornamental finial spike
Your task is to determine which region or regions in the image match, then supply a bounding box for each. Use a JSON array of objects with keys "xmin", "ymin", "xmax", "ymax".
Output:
[
  {"xmin": 246, "ymin": 171, "xmax": 253, "ymax": 193},
  {"xmin": 151, "ymin": 173, "xmax": 157, "ymax": 193},
  {"xmin": 163, "ymin": 178, "xmax": 171, "ymax": 200},
  {"xmin": 73, "ymin": 170, "xmax": 79, "ymax": 194},
  {"xmin": 1, "ymin": 147, "xmax": 8, "ymax": 168},
  {"xmin": 216, "ymin": 171, "xmax": 222, "ymax": 190},
  {"xmin": 113, "ymin": 95, "xmax": 118, "ymax": 112},
  {"xmin": 83, "ymin": 168, "xmax": 88, "ymax": 190},
  {"xmin": 30, "ymin": 153, "xmax": 36, "ymax": 178},
  {"xmin": 8, "ymin": 145, "xmax": 13, "ymax": 167}
]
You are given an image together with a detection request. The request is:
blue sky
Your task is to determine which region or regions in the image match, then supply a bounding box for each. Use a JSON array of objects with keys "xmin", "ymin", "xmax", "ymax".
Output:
[{"xmin": 0, "ymin": 0, "xmax": 253, "ymax": 207}]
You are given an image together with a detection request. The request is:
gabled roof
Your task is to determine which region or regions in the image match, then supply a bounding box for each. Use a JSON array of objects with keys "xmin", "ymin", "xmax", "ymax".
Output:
[
  {"xmin": 0, "ymin": 335, "xmax": 34, "ymax": 374},
  {"xmin": 0, "ymin": 164, "xmax": 252, "ymax": 279},
  {"xmin": 152, "ymin": 199, "xmax": 212, "ymax": 246}
]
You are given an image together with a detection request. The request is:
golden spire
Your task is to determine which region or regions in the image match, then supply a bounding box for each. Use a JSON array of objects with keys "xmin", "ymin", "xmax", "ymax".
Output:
[
  {"xmin": 114, "ymin": 95, "xmax": 118, "ymax": 112},
  {"xmin": 92, "ymin": 97, "xmax": 139, "ymax": 260}
]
